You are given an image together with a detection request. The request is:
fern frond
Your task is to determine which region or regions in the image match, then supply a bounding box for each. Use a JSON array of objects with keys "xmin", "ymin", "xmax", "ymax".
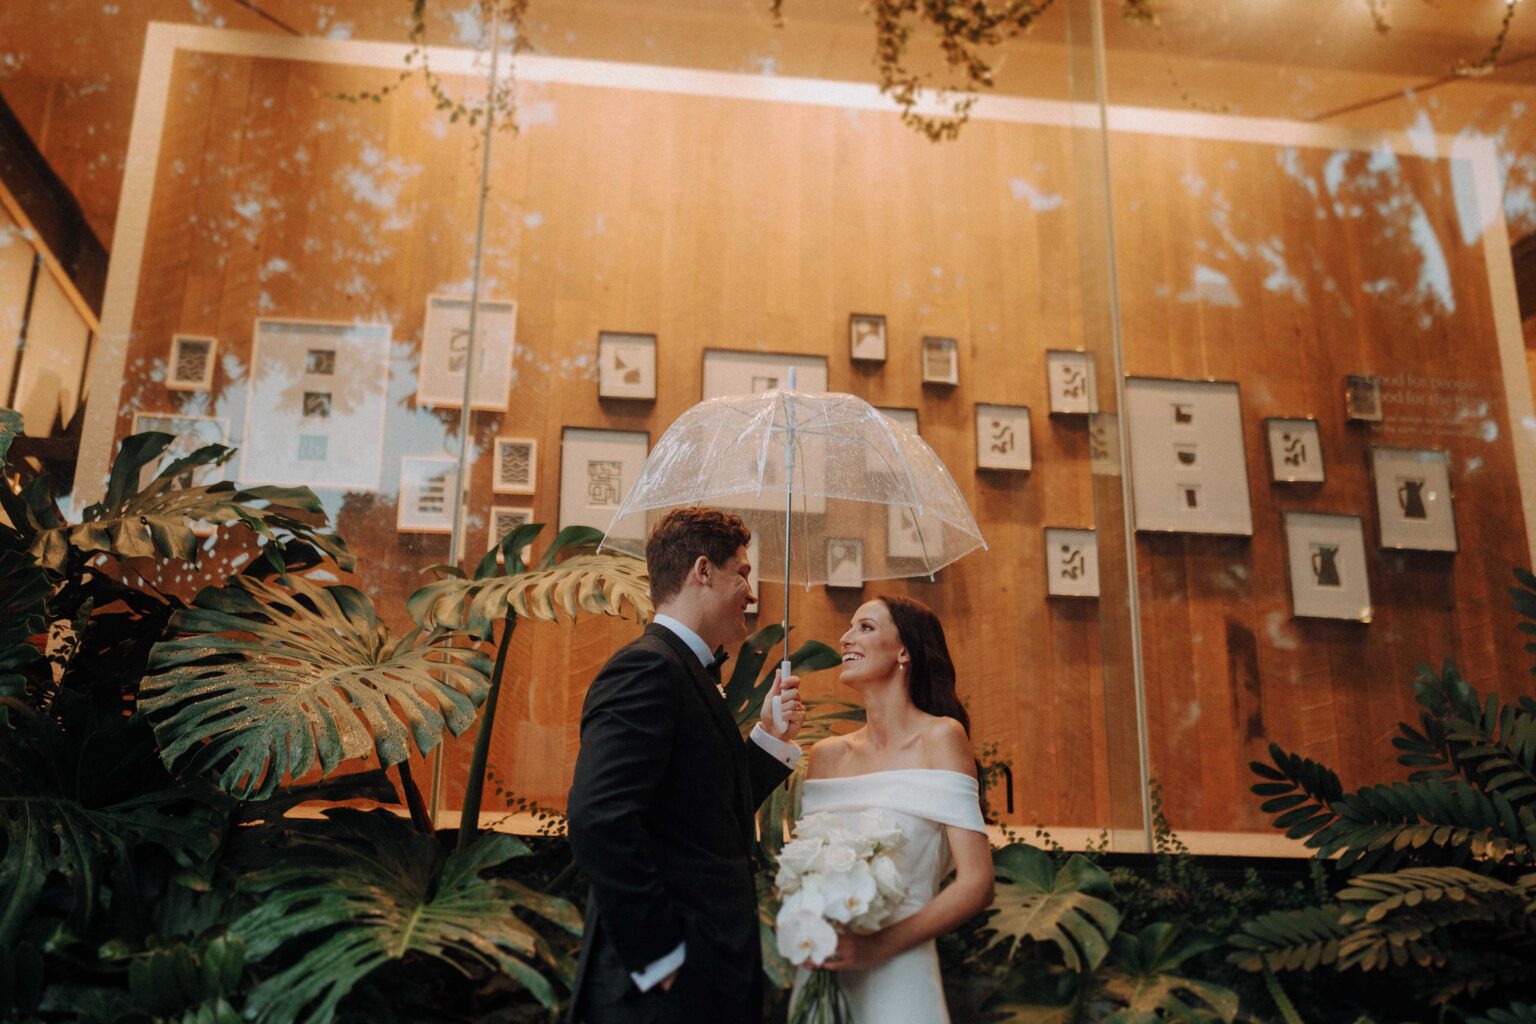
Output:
[{"xmin": 1227, "ymin": 905, "xmax": 1349, "ymax": 972}]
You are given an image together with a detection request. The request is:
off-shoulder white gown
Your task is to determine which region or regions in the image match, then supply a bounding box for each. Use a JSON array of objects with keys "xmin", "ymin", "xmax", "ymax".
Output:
[{"xmin": 791, "ymin": 768, "xmax": 988, "ymax": 1024}]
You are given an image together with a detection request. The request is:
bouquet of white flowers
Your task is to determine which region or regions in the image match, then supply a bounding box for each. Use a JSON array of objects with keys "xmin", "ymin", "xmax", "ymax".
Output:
[{"xmin": 774, "ymin": 810, "xmax": 908, "ymax": 1024}]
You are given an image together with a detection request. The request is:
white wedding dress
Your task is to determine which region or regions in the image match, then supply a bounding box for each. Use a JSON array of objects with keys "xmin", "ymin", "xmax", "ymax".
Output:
[{"xmin": 791, "ymin": 768, "xmax": 987, "ymax": 1023}]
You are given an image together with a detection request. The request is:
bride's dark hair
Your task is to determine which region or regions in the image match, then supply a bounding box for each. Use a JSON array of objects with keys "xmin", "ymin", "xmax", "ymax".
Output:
[{"xmin": 877, "ymin": 594, "xmax": 969, "ymax": 735}]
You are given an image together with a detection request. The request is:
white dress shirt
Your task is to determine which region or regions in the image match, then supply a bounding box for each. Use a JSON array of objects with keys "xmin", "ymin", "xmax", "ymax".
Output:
[{"xmin": 627, "ymin": 614, "xmax": 802, "ymax": 991}]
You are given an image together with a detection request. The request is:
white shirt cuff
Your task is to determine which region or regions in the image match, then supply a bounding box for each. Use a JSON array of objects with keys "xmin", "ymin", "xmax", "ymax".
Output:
[
  {"xmin": 751, "ymin": 722, "xmax": 803, "ymax": 768},
  {"xmin": 631, "ymin": 942, "xmax": 685, "ymax": 993}
]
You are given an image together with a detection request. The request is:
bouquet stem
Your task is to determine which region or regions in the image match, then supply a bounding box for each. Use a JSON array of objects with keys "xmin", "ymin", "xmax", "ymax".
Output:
[{"xmin": 789, "ymin": 968, "xmax": 854, "ymax": 1024}]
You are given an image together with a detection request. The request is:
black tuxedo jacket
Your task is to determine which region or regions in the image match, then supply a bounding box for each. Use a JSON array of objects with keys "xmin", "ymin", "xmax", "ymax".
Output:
[{"xmin": 566, "ymin": 623, "xmax": 792, "ymax": 1023}]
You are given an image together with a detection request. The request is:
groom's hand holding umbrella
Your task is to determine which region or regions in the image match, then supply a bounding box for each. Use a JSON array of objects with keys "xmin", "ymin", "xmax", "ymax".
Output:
[{"xmin": 761, "ymin": 669, "xmax": 806, "ymax": 741}]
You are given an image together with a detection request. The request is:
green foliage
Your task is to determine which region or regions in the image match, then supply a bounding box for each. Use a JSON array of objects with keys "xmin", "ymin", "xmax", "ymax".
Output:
[
  {"xmin": 985, "ymin": 844, "xmax": 1122, "ymax": 972},
  {"xmin": 0, "ymin": 548, "xmax": 47, "ymax": 711},
  {"xmin": 141, "ymin": 573, "xmax": 492, "ymax": 799},
  {"xmin": 231, "ymin": 809, "xmax": 575, "ymax": 1024},
  {"xmin": 720, "ymin": 621, "xmax": 845, "ymax": 733}
]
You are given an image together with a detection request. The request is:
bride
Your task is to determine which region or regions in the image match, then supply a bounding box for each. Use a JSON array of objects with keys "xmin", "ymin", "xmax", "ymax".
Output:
[{"xmin": 792, "ymin": 595, "xmax": 994, "ymax": 1023}]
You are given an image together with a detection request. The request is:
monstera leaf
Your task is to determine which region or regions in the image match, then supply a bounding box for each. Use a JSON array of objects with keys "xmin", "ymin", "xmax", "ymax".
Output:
[
  {"xmin": 0, "ymin": 549, "xmax": 47, "ymax": 713},
  {"xmin": 984, "ymin": 843, "xmax": 1122, "ymax": 972},
  {"xmin": 0, "ymin": 698, "xmax": 228, "ymax": 949},
  {"xmin": 0, "ymin": 408, "xmax": 20, "ymax": 468},
  {"xmin": 408, "ymin": 524, "xmax": 651, "ymax": 638},
  {"xmin": 140, "ymin": 573, "xmax": 491, "ymax": 799},
  {"xmin": 1097, "ymin": 923, "xmax": 1238, "ymax": 1023},
  {"xmin": 23, "ymin": 433, "xmax": 351, "ymax": 572},
  {"xmin": 720, "ymin": 622, "xmax": 845, "ymax": 732},
  {"xmin": 232, "ymin": 809, "xmax": 578, "ymax": 1024}
]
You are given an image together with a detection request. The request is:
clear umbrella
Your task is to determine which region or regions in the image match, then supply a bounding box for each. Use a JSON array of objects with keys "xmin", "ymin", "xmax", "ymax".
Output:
[{"xmin": 599, "ymin": 376, "xmax": 987, "ymax": 726}]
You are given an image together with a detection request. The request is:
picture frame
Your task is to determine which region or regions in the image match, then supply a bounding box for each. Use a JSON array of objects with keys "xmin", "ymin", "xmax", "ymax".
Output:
[
  {"xmin": 492, "ymin": 437, "xmax": 537, "ymax": 494},
  {"xmin": 887, "ymin": 504, "xmax": 926, "ymax": 560},
  {"xmin": 130, "ymin": 411, "xmax": 230, "ymax": 490},
  {"xmin": 1046, "ymin": 349, "xmax": 1093, "ymax": 415},
  {"xmin": 700, "ymin": 348, "xmax": 828, "ymax": 401},
  {"xmin": 826, "ymin": 537, "xmax": 864, "ymax": 589},
  {"xmin": 1283, "ymin": 512, "xmax": 1372, "ymax": 621},
  {"xmin": 559, "ymin": 427, "xmax": 649, "ymax": 542},
  {"xmin": 745, "ymin": 533, "xmax": 761, "ymax": 616},
  {"xmin": 1264, "ymin": 417, "xmax": 1325, "ymax": 484},
  {"xmin": 1124, "ymin": 377, "xmax": 1253, "ymax": 536},
  {"xmin": 920, "ymin": 336, "xmax": 958, "ymax": 385},
  {"xmin": 849, "ymin": 314, "xmax": 887, "ymax": 363},
  {"xmin": 241, "ymin": 318, "xmax": 389, "ymax": 490},
  {"xmin": 166, "ymin": 334, "xmax": 217, "ymax": 391},
  {"xmin": 976, "ymin": 404, "xmax": 1032, "ymax": 472},
  {"xmin": 1044, "ymin": 527, "xmax": 1099, "ymax": 598},
  {"xmin": 876, "ymin": 407, "xmax": 919, "ymax": 436},
  {"xmin": 397, "ymin": 456, "xmax": 458, "ymax": 534},
  {"xmin": 1345, "ymin": 374, "xmax": 1383, "ymax": 423},
  {"xmin": 597, "ymin": 331, "xmax": 657, "ymax": 400},
  {"xmin": 489, "ymin": 504, "xmax": 534, "ymax": 565},
  {"xmin": 416, "ymin": 294, "xmax": 517, "ymax": 411},
  {"xmin": 1370, "ymin": 446, "xmax": 1457, "ymax": 552},
  {"xmin": 1089, "ymin": 412, "xmax": 1120, "ymax": 477}
]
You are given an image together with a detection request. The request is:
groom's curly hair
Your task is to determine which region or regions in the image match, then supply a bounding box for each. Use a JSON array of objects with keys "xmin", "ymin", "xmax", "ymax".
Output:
[{"xmin": 645, "ymin": 508, "xmax": 752, "ymax": 607}]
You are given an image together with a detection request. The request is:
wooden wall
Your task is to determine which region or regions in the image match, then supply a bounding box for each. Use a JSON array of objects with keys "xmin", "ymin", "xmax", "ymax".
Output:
[{"xmin": 102, "ymin": 44, "xmax": 1532, "ymax": 839}]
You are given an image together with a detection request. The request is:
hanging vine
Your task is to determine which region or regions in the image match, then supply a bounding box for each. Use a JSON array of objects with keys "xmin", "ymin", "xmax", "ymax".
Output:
[{"xmin": 1454, "ymin": 0, "xmax": 1519, "ymax": 78}]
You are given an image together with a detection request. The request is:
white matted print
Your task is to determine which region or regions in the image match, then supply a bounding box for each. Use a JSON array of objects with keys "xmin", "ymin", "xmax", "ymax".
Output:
[
  {"xmin": 130, "ymin": 412, "xmax": 229, "ymax": 489},
  {"xmin": 826, "ymin": 538, "xmax": 864, "ymax": 589},
  {"xmin": 849, "ymin": 314, "xmax": 887, "ymax": 363},
  {"xmin": 559, "ymin": 428, "xmax": 649, "ymax": 542},
  {"xmin": 976, "ymin": 404, "xmax": 1031, "ymax": 471},
  {"xmin": 745, "ymin": 533, "xmax": 761, "ymax": 617},
  {"xmin": 398, "ymin": 456, "xmax": 458, "ymax": 533},
  {"xmin": 489, "ymin": 505, "xmax": 534, "ymax": 565},
  {"xmin": 1265, "ymin": 418, "xmax": 1325, "ymax": 483},
  {"xmin": 1044, "ymin": 527, "xmax": 1099, "ymax": 598},
  {"xmin": 920, "ymin": 336, "xmax": 958, "ymax": 385},
  {"xmin": 877, "ymin": 407, "xmax": 919, "ymax": 436},
  {"xmin": 701, "ymin": 349, "xmax": 828, "ymax": 400},
  {"xmin": 887, "ymin": 504, "xmax": 926, "ymax": 560},
  {"xmin": 1371, "ymin": 446, "xmax": 1457, "ymax": 552},
  {"xmin": 1345, "ymin": 374, "xmax": 1383, "ymax": 423},
  {"xmin": 167, "ymin": 335, "xmax": 217, "ymax": 391},
  {"xmin": 598, "ymin": 331, "xmax": 657, "ymax": 400},
  {"xmin": 1125, "ymin": 377, "xmax": 1253, "ymax": 536},
  {"xmin": 241, "ymin": 319, "xmax": 389, "ymax": 490},
  {"xmin": 492, "ymin": 437, "xmax": 537, "ymax": 494},
  {"xmin": 1284, "ymin": 512, "xmax": 1372, "ymax": 621},
  {"xmin": 1046, "ymin": 349, "xmax": 1093, "ymax": 415},
  {"xmin": 417, "ymin": 295, "xmax": 516, "ymax": 411}
]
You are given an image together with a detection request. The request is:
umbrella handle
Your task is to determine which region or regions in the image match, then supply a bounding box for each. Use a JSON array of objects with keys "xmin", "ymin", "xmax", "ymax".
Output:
[{"xmin": 771, "ymin": 659, "xmax": 790, "ymax": 733}]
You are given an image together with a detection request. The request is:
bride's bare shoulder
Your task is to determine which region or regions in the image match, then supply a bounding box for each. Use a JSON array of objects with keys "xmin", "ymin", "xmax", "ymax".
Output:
[
  {"xmin": 807, "ymin": 732, "xmax": 857, "ymax": 775},
  {"xmin": 920, "ymin": 716, "xmax": 976, "ymax": 776}
]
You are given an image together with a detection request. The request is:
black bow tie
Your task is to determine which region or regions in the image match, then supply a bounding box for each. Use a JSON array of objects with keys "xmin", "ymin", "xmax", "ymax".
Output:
[{"xmin": 707, "ymin": 648, "xmax": 730, "ymax": 685}]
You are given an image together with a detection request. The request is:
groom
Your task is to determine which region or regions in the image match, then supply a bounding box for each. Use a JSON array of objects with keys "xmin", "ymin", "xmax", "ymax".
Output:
[{"xmin": 566, "ymin": 508, "xmax": 806, "ymax": 1024}]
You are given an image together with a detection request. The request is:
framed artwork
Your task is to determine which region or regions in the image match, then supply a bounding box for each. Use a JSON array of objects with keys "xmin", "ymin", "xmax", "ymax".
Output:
[
  {"xmin": 887, "ymin": 504, "xmax": 926, "ymax": 560},
  {"xmin": 701, "ymin": 349, "xmax": 828, "ymax": 401},
  {"xmin": 397, "ymin": 456, "xmax": 458, "ymax": 534},
  {"xmin": 241, "ymin": 319, "xmax": 389, "ymax": 490},
  {"xmin": 130, "ymin": 412, "xmax": 229, "ymax": 489},
  {"xmin": 826, "ymin": 538, "xmax": 864, "ymax": 589},
  {"xmin": 492, "ymin": 437, "xmax": 537, "ymax": 494},
  {"xmin": 489, "ymin": 504, "xmax": 534, "ymax": 564},
  {"xmin": 166, "ymin": 334, "xmax": 216, "ymax": 391},
  {"xmin": 976, "ymin": 404, "xmax": 1032, "ymax": 471},
  {"xmin": 1265, "ymin": 417, "xmax": 1325, "ymax": 484},
  {"xmin": 1371, "ymin": 446, "xmax": 1457, "ymax": 552},
  {"xmin": 598, "ymin": 331, "xmax": 657, "ymax": 400},
  {"xmin": 416, "ymin": 294, "xmax": 517, "ymax": 411},
  {"xmin": 1283, "ymin": 512, "xmax": 1372, "ymax": 621},
  {"xmin": 559, "ymin": 428, "xmax": 649, "ymax": 542},
  {"xmin": 745, "ymin": 533, "xmax": 761, "ymax": 616},
  {"xmin": 1044, "ymin": 527, "xmax": 1099, "ymax": 598},
  {"xmin": 920, "ymin": 336, "xmax": 959, "ymax": 385},
  {"xmin": 877, "ymin": 407, "xmax": 919, "ymax": 436},
  {"xmin": 849, "ymin": 314, "xmax": 887, "ymax": 363},
  {"xmin": 1046, "ymin": 349, "xmax": 1093, "ymax": 415},
  {"xmin": 1124, "ymin": 377, "xmax": 1253, "ymax": 536},
  {"xmin": 1089, "ymin": 413, "xmax": 1120, "ymax": 477},
  {"xmin": 1345, "ymin": 374, "xmax": 1383, "ymax": 423}
]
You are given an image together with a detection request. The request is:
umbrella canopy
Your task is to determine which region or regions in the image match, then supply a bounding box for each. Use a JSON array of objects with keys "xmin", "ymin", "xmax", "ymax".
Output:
[{"xmin": 600, "ymin": 388, "xmax": 986, "ymax": 586}]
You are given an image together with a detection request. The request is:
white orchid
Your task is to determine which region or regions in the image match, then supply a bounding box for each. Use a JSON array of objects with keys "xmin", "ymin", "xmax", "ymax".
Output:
[
  {"xmin": 870, "ymin": 853, "xmax": 904, "ymax": 902},
  {"xmin": 820, "ymin": 866, "xmax": 878, "ymax": 923},
  {"xmin": 776, "ymin": 908, "xmax": 839, "ymax": 965}
]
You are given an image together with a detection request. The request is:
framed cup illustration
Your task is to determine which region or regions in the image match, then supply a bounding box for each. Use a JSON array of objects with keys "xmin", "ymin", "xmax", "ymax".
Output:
[
  {"xmin": 398, "ymin": 456, "xmax": 458, "ymax": 533},
  {"xmin": 826, "ymin": 538, "xmax": 864, "ymax": 589},
  {"xmin": 1283, "ymin": 512, "xmax": 1372, "ymax": 621},
  {"xmin": 1046, "ymin": 349, "xmax": 1093, "ymax": 415},
  {"xmin": 1345, "ymin": 374, "xmax": 1383, "ymax": 423},
  {"xmin": 1124, "ymin": 377, "xmax": 1253, "ymax": 536},
  {"xmin": 1370, "ymin": 446, "xmax": 1457, "ymax": 552},
  {"xmin": 416, "ymin": 295, "xmax": 517, "ymax": 411},
  {"xmin": 489, "ymin": 505, "xmax": 534, "ymax": 564},
  {"xmin": 877, "ymin": 407, "xmax": 919, "ymax": 436},
  {"xmin": 975, "ymin": 404, "xmax": 1032, "ymax": 471},
  {"xmin": 1264, "ymin": 417, "xmax": 1325, "ymax": 484},
  {"xmin": 1044, "ymin": 527, "xmax": 1099, "ymax": 598},
  {"xmin": 166, "ymin": 334, "xmax": 217, "ymax": 391},
  {"xmin": 849, "ymin": 313, "xmax": 887, "ymax": 363},
  {"xmin": 597, "ymin": 331, "xmax": 657, "ymax": 400},
  {"xmin": 492, "ymin": 437, "xmax": 537, "ymax": 494},
  {"xmin": 920, "ymin": 336, "xmax": 959, "ymax": 385},
  {"xmin": 559, "ymin": 428, "xmax": 649, "ymax": 542}
]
